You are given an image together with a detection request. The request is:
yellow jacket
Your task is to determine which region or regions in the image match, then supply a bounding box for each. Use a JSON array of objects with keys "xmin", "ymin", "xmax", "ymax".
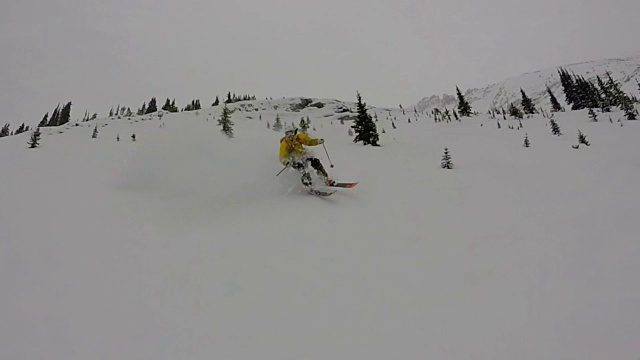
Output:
[{"xmin": 279, "ymin": 133, "xmax": 322, "ymax": 165}]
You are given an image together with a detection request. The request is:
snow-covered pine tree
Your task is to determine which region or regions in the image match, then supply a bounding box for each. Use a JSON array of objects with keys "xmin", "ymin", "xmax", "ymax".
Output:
[
  {"xmin": 520, "ymin": 89, "xmax": 537, "ymax": 114},
  {"xmin": 588, "ymin": 108, "xmax": 598, "ymax": 122},
  {"xmin": 549, "ymin": 118, "xmax": 562, "ymax": 136},
  {"xmin": 38, "ymin": 113, "xmax": 49, "ymax": 127},
  {"xmin": 523, "ymin": 133, "xmax": 530, "ymax": 148},
  {"xmin": 272, "ymin": 114, "xmax": 282, "ymax": 131},
  {"xmin": 299, "ymin": 117, "xmax": 309, "ymax": 133},
  {"xmin": 441, "ymin": 147, "xmax": 453, "ymax": 169},
  {"xmin": 577, "ymin": 129, "xmax": 590, "ymax": 146},
  {"xmin": 443, "ymin": 108, "xmax": 451, "ymax": 122},
  {"xmin": 508, "ymin": 103, "xmax": 523, "ymax": 119},
  {"xmin": 92, "ymin": 124, "xmax": 98, "ymax": 138},
  {"xmin": 351, "ymin": 91, "xmax": 380, "ymax": 146},
  {"xmin": 456, "ymin": 86, "xmax": 472, "ymax": 117},
  {"xmin": 146, "ymin": 98, "xmax": 157, "ymax": 114},
  {"xmin": 0, "ymin": 123, "xmax": 9, "ymax": 137},
  {"xmin": 28, "ymin": 128, "xmax": 41, "ymax": 148},
  {"xmin": 218, "ymin": 103, "xmax": 235, "ymax": 138},
  {"xmin": 547, "ymin": 85, "xmax": 564, "ymax": 112},
  {"xmin": 621, "ymin": 96, "xmax": 637, "ymax": 120}
]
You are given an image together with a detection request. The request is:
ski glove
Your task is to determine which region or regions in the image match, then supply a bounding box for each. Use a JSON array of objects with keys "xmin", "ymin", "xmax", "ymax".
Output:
[{"xmin": 318, "ymin": 138, "xmax": 325, "ymax": 144}]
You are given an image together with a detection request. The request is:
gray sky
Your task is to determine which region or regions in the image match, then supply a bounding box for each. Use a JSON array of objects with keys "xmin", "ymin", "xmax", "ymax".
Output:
[{"xmin": 2, "ymin": 0, "xmax": 639, "ymax": 126}]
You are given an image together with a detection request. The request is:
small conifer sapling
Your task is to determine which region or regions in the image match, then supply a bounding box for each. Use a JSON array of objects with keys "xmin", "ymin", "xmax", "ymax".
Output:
[
  {"xmin": 577, "ymin": 130, "xmax": 590, "ymax": 146},
  {"xmin": 441, "ymin": 147, "xmax": 453, "ymax": 169},
  {"xmin": 28, "ymin": 128, "xmax": 41, "ymax": 148}
]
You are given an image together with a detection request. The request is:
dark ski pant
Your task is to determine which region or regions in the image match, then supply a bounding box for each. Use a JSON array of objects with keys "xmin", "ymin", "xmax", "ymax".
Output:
[{"xmin": 292, "ymin": 158, "xmax": 328, "ymax": 185}]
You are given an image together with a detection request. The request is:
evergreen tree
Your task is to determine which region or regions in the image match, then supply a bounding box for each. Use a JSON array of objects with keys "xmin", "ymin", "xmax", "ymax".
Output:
[
  {"xmin": 456, "ymin": 86, "xmax": 472, "ymax": 116},
  {"xmin": 622, "ymin": 97, "xmax": 637, "ymax": 120},
  {"xmin": 606, "ymin": 72, "xmax": 626, "ymax": 108},
  {"xmin": 145, "ymin": 97, "xmax": 157, "ymax": 114},
  {"xmin": 547, "ymin": 85, "xmax": 564, "ymax": 112},
  {"xmin": 549, "ymin": 118, "xmax": 562, "ymax": 136},
  {"xmin": 588, "ymin": 108, "xmax": 598, "ymax": 122},
  {"xmin": 109, "ymin": 107, "xmax": 114, "ymax": 117},
  {"xmin": 0, "ymin": 123, "xmax": 9, "ymax": 137},
  {"xmin": 508, "ymin": 103, "xmax": 523, "ymax": 119},
  {"xmin": 520, "ymin": 89, "xmax": 537, "ymax": 114},
  {"xmin": 299, "ymin": 117, "xmax": 309, "ymax": 133},
  {"xmin": 596, "ymin": 76, "xmax": 613, "ymax": 111},
  {"xmin": 443, "ymin": 108, "xmax": 451, "ymax": 122},
  {"xmin": 126, "ymin": 107, "xmax": 132, "ymax": 117},
  {"xmin": 558, "ymin": 68, "xmax": 577, "ymax": 108},
  {"xmin": 218, "ymin": 103, "xmax": 234, "ymax": 138},
  {"xmin": 523, "ymin": 133, "xmax": 530, "ymax": 148},
  {"xmin": 38, "ymin": 113, "xmax": 49, "ymax": 127},
  {"xmin": 272, "ymin": 114, "xmax": 283, "ymax": 131},
  {"xmin": 351, "ymin": 91, "xmax": 380, "ymax": 146},
  {"xmin": 58, "ymin": 102, "xmax": 72, "ymax": 126},
  {"xmin": 162, "ymin": 98, "xmax": 172, "ymax": 111},
  {"xmin": 225, "ymin": 92, "xmax": 232, "ymax": 104},
  {"xmin": 92, "ymin": 124, "xmax": 98, "ymax": 138},
  {"xmin": 28, "ymin": 128, "xmax": 41, "ymax": 148},
  {"xmin": 441, "ymin": 147, "xmax": 453, "ymax": 169},
  {"xmin": 14, "ymin": 123, "xmax": 26, "ymax": 135},
  {"xmin": 577, "ymin": 129, "xmax": 590, "ymax": 146},
  {"xmin": 47, "ymin": 104, "xmax": 60, "ymax": 127},
  {"xmin": 212, "ymin": 96, "xmax": 220, "ymax": 107}
]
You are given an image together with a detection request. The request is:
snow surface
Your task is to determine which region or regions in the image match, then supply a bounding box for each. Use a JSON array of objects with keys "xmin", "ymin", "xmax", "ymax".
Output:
[{"xmin": 2, "ymin": 98, "xmax": 640, "ymax": 359}]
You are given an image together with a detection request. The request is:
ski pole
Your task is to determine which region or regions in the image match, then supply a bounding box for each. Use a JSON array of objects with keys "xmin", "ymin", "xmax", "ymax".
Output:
[
  {"xmin": 322, "ymin": 143, "xmax": 334, "ymax": 168},
  {"xmin": 275, "ymin": 164, "xmax": 289, "ymax": 177}
]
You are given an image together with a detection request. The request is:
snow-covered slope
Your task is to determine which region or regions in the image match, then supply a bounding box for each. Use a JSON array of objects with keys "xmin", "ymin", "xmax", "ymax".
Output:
[
  {"xmin": 2, "ymin": 98, "xmax": 640, "ymax": 359},
  {"xmin": 416, "ymin": 55, "xmax": 640, "ymax": 113}
]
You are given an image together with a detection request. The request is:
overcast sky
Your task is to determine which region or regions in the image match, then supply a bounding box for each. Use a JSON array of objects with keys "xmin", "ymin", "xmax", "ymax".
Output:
[{"xmin": 2, "ymin": 0, "xmax": 640, "ymax": 126}]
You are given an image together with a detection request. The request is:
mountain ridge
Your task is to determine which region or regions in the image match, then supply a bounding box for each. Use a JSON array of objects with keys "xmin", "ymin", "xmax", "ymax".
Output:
[{"xmin": 415, "ymin": 54, "xmax": 640, "ymax": 113}]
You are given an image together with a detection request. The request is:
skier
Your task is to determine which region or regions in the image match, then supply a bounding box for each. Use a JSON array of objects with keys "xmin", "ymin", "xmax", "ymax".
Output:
[{"xmin": 279, "ymin": 126, "xmax": 334, "ymax": 187}]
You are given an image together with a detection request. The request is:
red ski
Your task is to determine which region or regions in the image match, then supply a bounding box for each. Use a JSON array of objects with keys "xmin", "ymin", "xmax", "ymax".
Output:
[
  {"xmin": 327, "ymin": 181, "xmax": 358, "ymax": 189},
  {"xmin": 307, "ymin": 188, "xmax": 337, "ymax": 197}
]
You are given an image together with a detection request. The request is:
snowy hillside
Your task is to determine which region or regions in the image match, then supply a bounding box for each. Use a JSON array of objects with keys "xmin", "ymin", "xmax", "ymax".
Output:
[
  {"xmin": 2, "ymin": 97, "xmax": 640, "ymax": 359},
  {"xmin": 416, "ymin": 55, "xmax": 640, "ymax": 113}
]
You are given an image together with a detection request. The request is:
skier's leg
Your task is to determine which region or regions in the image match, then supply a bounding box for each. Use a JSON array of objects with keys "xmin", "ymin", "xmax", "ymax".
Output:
[
  {"xmin": 307, "ymin": 158, "xmax": 328, "ymax": 178},
  {"xmin": 293, "ymin": 161, "xmax": 312, "ymax": 186},
  {"xmin": 307, "ymin": 157, "xmax": 334, "ymax": 185}
]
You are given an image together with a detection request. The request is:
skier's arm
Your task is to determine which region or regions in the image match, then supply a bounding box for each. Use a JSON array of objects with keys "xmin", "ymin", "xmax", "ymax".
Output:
[
  {"xmin": 297, "ymin": 133, "xmax": 323, "ymax": 146},
  {"xmin": 279, "ymin": 141, "xmax": 290, "ymax": 165}
]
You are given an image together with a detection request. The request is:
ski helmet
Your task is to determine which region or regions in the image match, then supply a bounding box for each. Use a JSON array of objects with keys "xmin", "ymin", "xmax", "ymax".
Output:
[{"xmin": 285, "ymin": 125, "xmax": 298, "ymax": 137}]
